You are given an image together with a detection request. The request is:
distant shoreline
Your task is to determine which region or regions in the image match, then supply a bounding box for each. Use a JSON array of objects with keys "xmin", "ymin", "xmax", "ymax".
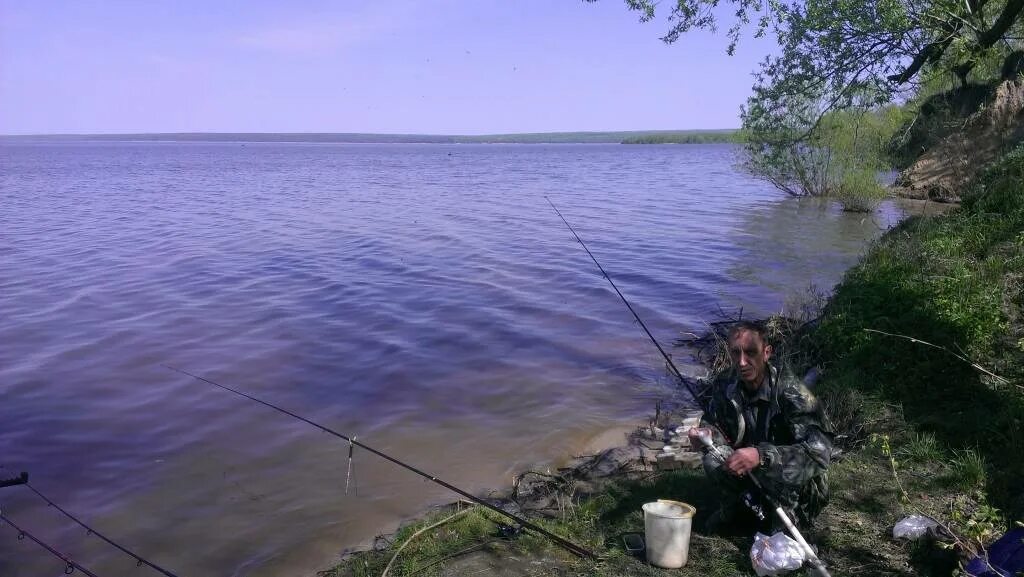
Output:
[{"xmin": 0, "ymin": 129, "xmax": 740, "ymax": 145}]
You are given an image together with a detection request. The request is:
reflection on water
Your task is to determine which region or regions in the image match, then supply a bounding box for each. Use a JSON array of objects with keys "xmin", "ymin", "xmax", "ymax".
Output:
[
  {"xmin": 0, "ymin": 142, "xmax": 908, "ymax": 576},
  {"xmin": 728, "ymin": 197, "xmax": 891, "ymax": 311},
  {"xmin": 726, "ymin": 196, "xmax": 949, "ymax": 314}
]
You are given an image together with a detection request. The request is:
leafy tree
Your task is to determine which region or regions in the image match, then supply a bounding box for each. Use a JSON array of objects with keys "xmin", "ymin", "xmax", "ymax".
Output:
[
  {"xmin": 607, "ymin": 0, "xmax": 1024, "ymax": 196},
  {"xmin": 620, "ymin": 0, "xmax": 1024, "ymax": 92},
  {"xmin": 743, "ymin": 105, "xmax": 906, "ymax": 199}
]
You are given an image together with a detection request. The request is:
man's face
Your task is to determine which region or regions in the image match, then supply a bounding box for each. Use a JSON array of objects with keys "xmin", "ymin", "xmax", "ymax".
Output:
[{"xmin": 728, "ymin": 329, "xmax": 772, "ymax": 389}]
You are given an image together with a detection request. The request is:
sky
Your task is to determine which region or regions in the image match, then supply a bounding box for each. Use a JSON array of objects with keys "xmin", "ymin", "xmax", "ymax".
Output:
[{"xmin": 0, "ymin": 1, "xmax": 778, "ymax": 135}]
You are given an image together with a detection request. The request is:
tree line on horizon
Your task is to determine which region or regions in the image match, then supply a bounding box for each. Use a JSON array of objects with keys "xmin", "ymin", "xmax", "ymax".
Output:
[{"xmin": 0, "ymin": 130, "xmax": 742, "ymax": 145}]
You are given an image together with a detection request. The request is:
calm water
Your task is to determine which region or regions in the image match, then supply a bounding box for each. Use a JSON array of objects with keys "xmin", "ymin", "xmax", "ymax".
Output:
[{"xmin": 1, "ymin": 142, "xmax": 902, "ymax": 576}]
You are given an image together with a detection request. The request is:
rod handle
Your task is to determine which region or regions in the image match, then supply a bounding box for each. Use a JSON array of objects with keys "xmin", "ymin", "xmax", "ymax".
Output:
[
  {"xmin": 771, "ymin": 505, "xmax": 831, "ymax": 577},
  {"xmin": 0, "ymin": 472, "xmax": 28, "ymax": 488}
]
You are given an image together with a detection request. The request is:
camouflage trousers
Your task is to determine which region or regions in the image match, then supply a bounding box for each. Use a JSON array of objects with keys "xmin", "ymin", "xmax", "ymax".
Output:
[{"xmin": 702, "ymin": 445, "xmax": 829, "ymax": 529}]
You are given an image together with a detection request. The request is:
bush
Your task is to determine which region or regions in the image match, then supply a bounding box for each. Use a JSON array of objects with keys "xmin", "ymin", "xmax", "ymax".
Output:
[
  {"xmin": 743, "ymin": 105, "xmax": 906, "ymax": 197},
  {"xmin": 831, "ymin": 167, "xmax": 888, "ymax": 212}
]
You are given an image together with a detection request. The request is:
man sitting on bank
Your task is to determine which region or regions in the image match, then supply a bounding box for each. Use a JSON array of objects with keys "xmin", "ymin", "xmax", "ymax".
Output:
[{"xmin": 688, "ymin": 321, "xmax": 834, "ymax": 532}]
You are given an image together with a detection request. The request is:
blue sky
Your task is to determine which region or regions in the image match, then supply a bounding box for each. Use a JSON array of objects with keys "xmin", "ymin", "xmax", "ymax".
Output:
[{"xmin": 0, "ymin": 1, "xmax": 776, "ymax": 134}]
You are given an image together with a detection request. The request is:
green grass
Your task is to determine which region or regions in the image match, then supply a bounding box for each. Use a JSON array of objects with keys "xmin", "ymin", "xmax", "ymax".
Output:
[
  {"xmin": 319, "ymin": 505, "xmax": 538, "ymax": 577},
  {"xmin": 325, "ymin": 443, "xmax": 972, "ymax": 576},
  {"xmin": 896, "ymin": 432, "xmax": 944, "ymax": 464},
  {"xmin": 325, "ymin": 469, "xmax": 760, "ymax": 577},
  {"xmin": 945, "ymin": 450, "xmax": 987, "ymax": 491}
]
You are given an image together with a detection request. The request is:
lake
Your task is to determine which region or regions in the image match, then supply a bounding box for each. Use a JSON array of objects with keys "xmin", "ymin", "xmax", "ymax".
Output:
[{"xmin": 0, "ymin": 142, "xmax": 907, "ymax": 576}]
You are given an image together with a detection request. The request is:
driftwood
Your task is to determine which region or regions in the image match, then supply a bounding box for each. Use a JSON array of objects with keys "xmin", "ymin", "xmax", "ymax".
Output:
[{"xmin": 509, "ymin": 446, "xmax": 655, "ymax": 516}]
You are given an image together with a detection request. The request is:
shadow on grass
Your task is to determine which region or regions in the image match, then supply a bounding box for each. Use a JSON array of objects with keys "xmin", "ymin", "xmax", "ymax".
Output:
[
  {"xmin": 599, "ymin": 470, "xmax": 719, "ymax": 530},
  {"xmin": 907, "ymin": 539, "xmax": 960, "ymax": 577},
  {"xmin": 592, "ymin": 470, "xmax": 753, "ymax": 576}
]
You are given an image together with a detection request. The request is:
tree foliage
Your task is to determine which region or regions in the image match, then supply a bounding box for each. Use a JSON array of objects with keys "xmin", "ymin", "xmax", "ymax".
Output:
[
  {"xmin": 743, "ymin": 106, "xmax": 906, "ymax": 199},
  {"xmin": 613, "ymin": 0, "xmax": 1024, "ymax": 196},
  {"xmin": 623, "ymin": 0, "xmax": 1024, "ymax": 91}
]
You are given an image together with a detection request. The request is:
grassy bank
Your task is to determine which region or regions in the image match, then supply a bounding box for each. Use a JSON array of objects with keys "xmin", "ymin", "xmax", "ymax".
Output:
[
  {"xmin": 811, "ymin": 144, "xmax": 1024, "ymax": 545},
  {"xmin": 323, "ymin": 149, "xmax": 1023, "ymax": 576},
  {"xmin": 321, "ymin": 435, "xmax": 981, "ymax": 576}
]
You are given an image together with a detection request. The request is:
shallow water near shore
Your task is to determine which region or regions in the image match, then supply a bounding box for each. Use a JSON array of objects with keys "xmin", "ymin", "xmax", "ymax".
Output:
[{"xmin": 0, "ymin": 142, "xmax": 916, "ymax": 576}]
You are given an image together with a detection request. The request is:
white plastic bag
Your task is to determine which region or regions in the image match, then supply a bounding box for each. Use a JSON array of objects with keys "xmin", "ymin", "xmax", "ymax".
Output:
[
  {"xmin": 892, "ymin": 515, "xmax": 939, "ymax": 540},
  {"xmin": 750, "ymin": 531, "xmax": 805, "ymax": 576}
]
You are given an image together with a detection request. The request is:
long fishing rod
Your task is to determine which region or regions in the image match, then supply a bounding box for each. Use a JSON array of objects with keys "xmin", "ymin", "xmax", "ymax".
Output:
[
  {"xmin": 544, "ymin": 196, "xmax": 706, "ymax": 409},
  {"xmin": 163, "ymin": 365, "xmax": 598, "ymax": 560},
  {"xmin": 22, "ymin": 483, "xmax": 180, "ymax": 577},
  {"xmin": 0, "ymin": 509, "xmax": 102, "ymax": 577}
]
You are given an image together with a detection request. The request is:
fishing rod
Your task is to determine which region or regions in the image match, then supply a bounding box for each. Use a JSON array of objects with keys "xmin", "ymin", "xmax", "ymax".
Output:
[
  {"xmin": 163, "ymin": 365, "xmax": 598, "ymax": 560},
  {"xmin": 0, "ymin": 472, "xmax": 177, "ymax": 575},
  {"xmin": 0, "ymin": 472, "xmax": 28, "ymax": 488},
  {"xmin": 0, "ymin": 509, "xmax": 102, "ymax": 577},
  {"xmin": 22, "ymin": 483, "xmax": 180, "ymax": 577},
  {"xmin": 544, "ymin": 196, "xmax": 707, "ymax": 409},
  {"xmin": 694, "ymin": 430, "xmax": 832, "ymax": 577}
]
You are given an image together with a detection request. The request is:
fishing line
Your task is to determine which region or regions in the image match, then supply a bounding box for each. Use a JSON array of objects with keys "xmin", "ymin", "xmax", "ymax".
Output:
[
  {"xmin": 0, "ymin": 509, "xmax": 102, "ymax": 577},
  {"xmin": 544, "ymin": 196, "xmax": 708, "ymax": 409},
  {"xmin": 344, "ymin": 435, "xmax": 357, "ymax": 496},
  {"xmin": 163, "ymin": 365, "xmax": 598, "ymax": 560}
]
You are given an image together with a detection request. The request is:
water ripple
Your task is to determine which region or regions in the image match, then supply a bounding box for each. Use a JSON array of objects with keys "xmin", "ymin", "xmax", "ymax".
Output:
[{"xmin": 0, "ymin": 142, "xmax": 900, "ymax": 576}]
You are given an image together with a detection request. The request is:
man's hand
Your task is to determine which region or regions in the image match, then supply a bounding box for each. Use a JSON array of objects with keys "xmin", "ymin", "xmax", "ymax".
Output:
[{"xmin": 724, "ymin": 447, "xmax": 760, "ymax": 477}]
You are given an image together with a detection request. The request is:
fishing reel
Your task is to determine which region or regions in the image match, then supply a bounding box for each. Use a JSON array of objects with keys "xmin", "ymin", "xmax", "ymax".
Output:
[
  {"xmin": 742, "ymin": 491, "xmax": 766, "ymax": 521},
  {"xmin": 496, "ymin": 523, "xmax": 523, "ymax": 539}
]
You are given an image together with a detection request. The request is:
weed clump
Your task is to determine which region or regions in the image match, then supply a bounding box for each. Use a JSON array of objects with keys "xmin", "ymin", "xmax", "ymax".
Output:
[{"xmin": 896, "ymin": 431, "xmax": 943, "ymax": 464}]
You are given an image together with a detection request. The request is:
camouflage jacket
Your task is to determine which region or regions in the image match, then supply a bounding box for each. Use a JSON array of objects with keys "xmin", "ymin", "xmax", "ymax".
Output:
[{"xmin": 704, "ymin": 363, "xmax": 834, "ymax": 490}]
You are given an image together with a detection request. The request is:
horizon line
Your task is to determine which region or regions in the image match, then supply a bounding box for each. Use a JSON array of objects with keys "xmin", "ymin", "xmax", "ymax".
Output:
[{"xmin": 0, "ymin": 128, "xmax": 739, "ymax": 138}]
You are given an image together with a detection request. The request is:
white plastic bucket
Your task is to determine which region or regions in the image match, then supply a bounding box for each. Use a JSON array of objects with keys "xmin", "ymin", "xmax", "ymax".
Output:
[{"xmin": 643, "ymin": 499, "xmax": 696, "ymax": 568}]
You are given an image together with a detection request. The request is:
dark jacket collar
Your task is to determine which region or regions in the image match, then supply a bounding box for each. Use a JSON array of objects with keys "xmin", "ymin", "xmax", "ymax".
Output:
[{"xmin": 726, "ymin": 364, "xmax": 778, "ymax": 405}]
